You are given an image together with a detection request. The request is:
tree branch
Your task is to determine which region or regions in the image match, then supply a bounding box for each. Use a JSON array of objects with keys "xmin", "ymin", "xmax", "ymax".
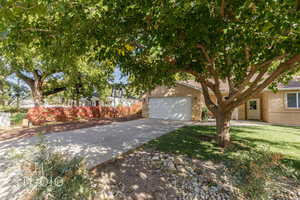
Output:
[
  {"xmin": 227, "ymin": 54, "xmax": 287, "ymax": 103},
  {"xmin": 199, "ymin": 81, "xmax": 217, "ymax": 114},
  {"xmin": 15, "ymin": 71, "xmax": 34, "ymax": 88},
  {"xmin": 227, "ymin": 54, "xmax": 300, "ymax": 110},
  {"xmin": 43, "ymin": 87, "xmax": 66, "ymax": 96},
  {"xmin": 196, "ymin": 44, "xmax": 224, "ymax": 104},
  {"xmin": 20, "ymin": 28, "xmax": 54, "ymax": 33},
  {"xmin": 245, "ymin": 46, "xmax": 251, "ymax": 61},
  {"xmin": 221, "ymin": 0, "xmax": 225, "ymax": 18},
  {"xmin": 167, "ymin": 65, "xmax": 225, "ymax": 106},
  {"xmin": 33, "ymin": 69, "xmax": 42, "ymax": 81},
  {"xmin": 197, "ymin": 44, "xmax": 213, "ymax": 63}
]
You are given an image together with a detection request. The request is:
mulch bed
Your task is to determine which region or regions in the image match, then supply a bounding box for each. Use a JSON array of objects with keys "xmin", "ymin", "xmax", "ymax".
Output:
[{"xmin": 0, "ymin": 116, "xmax": 141, "ymax": 142}]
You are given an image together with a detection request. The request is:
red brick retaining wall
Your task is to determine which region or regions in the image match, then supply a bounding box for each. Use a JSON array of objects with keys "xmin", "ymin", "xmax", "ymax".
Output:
[{"xmin": 27, "ymin": 103, "xmax": 142, "ymax": 125}]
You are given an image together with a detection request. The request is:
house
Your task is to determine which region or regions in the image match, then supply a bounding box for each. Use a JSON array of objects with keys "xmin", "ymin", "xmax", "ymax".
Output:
[
  {"xmin": 106, "ymin": 85, "xmax": 140, "ymax": 107},
  {"xmin": 142, "ymin": 79, "xmax": 300, "ymax": 125}
]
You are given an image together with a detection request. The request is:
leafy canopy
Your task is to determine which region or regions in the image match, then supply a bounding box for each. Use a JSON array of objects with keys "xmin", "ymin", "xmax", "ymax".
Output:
[
  {"xmin": 96, "ymin": 0, "xmax": 300, "ymax": 92},
  {"xmin": 0, "ymin": 0, "xmax": 115, "ymax": 101},
  {"xmin": 1, "ymin": 0, "xmax": 299, "ymax": 96}
]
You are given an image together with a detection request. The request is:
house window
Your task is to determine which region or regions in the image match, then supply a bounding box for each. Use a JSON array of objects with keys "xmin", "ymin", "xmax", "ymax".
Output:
[
  {"xmin": 286, "ymin": 93, "xmax": 300, "ymax": 108},
  {"xmin": 249, "ymin": 100, "xmax": 257, "ymax": 110}
]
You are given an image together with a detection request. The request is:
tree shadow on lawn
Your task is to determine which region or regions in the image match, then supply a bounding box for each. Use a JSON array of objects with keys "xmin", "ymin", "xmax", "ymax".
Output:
[{"xmin": 145, "ymin": 125, "xmax": 300, "ymax": 171}]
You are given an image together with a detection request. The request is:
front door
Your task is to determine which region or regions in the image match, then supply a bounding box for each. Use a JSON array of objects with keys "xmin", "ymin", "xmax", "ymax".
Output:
[{"xmin": 247, "ymin": 99, "xmax": 261, "ymax": 120}]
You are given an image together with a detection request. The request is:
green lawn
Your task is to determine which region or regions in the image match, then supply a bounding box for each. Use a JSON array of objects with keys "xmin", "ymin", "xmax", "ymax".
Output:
[{"xmin": 146, "ymin": 125, "xmax": 300, "ymax": 170}]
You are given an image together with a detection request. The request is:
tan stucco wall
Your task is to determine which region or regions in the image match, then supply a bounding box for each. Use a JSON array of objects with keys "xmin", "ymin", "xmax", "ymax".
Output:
[
  {"xmin": 261, "ymin": 90, "xmax": 300, "ymax": 125},
  {"xmin": 237, "ymin": 104, "xmax": 246, "ymax": 120},
  {"xmin": 143, "ymin": 84, "xmax": 300, "ymax": 125},
  {"xmin": 261, "ymin": 92, "xmax": 270, "ymax": 122},
  {"xmin": 142, "ymin": 84, "xmax": 202, "ymax": 121},
  {"xmin": 237, "ymin": 94, "xmax": 263, "ymax": 120}
]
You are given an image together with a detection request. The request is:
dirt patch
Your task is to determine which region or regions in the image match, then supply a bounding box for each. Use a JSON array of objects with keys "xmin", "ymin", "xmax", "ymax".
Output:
[
  {"xmin": 196, "ymin": 134, "xmax": 215, "ymax": 142},
  {"xmin": 93, "ymin": 151, "xmax": 177, "ymax": 200},
  {"xmin": 91, "ymin": 149, "xmax": 300, "ymax": 200},
  {"xmin": 92, "ymin": 150, "xmax": 240, "ymax": 200}
]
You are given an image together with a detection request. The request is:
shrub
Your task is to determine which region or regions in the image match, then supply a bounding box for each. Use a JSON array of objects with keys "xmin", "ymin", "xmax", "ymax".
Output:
[
  {"xmin": 277, "ymin": 158, "xmax": 300, "ymax": 180},
  {"xmin": 10, "ymin": 112, "xmax": 27, "ymax": 125},
  {"xmin": 21, "ymin": 136, "xmax": 96, "ymax": 200},
  {"xmin": 201, "ymin": 107, "xmax": 209, "ymax": 121},
  {"xmin": 230, "ymin": 148, "xmax": 284, "ymax": 200}
]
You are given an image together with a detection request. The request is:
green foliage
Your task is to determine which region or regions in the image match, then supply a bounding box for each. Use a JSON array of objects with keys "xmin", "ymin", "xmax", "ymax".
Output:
[
  {"xmin": 230, "ymin": 148, "xmax": 284, "ymax": 199},
  {"xmin": 0, "ymin": 106, "xmax": 28, "ymax": 113},
  {"xmin": 201, "ymin": 107, "xmax": 209, "ymax": 121},
  {"xmin": 21, "ymin": 136, "xmax": 96, "ymax": 200},
  {"xmin": 95, "ymin": 0, "xmax": 300, "ymax": 91},
  {"xmin": 0, "ymin": 79, "xmax": 30, "ymax": 107},
  {"xmin": 146, "ymin": 125, "xmax": 300, "ymax": 171},
  {"xmin": 1, "ymin": 0, "xmax": 299, "ymax": 96},
  {"xmin": 146, "ymin": 125, "xmax": 300, "ymax": 199},
  {"xmin": 10, "ymin": 112, "xmax": 26, "ymax": 125},
  {"xmin": 0, "ymin": 1, "xmax": 115, "ymax": 104}
]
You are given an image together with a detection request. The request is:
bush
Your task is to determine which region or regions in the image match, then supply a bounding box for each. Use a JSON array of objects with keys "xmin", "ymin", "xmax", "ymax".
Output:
[
  {"xmin": 21, "ymin": 136, "xmax": 96, "ymax": 200},
  {"xmin": 10, "ymin": 112, "xmax": 27, "ymax": 125},
  {"xmin": 201, "ymin": 107, "xmax": 209, "ymax": 121},
  {"xmin": 230, "ymin": 148, "xmax": 284, "ymax": 200}
]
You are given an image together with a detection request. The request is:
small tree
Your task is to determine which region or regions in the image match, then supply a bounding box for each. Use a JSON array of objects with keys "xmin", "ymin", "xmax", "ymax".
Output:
[{"xmin": 98, "ymin": 0, "xmax": 300, "ymax": 147}]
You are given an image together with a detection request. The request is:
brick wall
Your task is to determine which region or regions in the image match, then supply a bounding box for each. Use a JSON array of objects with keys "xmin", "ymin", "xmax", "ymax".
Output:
[{"xmin": 27, "ymin": 103, "xmax": 142, "ymax": 125}]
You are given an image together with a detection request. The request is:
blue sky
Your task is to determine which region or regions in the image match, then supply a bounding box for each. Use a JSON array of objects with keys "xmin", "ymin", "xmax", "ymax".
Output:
[
  {"xmin": 113, "ymin": 67, "xmax": 128, "ymax": 83},
  {"xmin": 8, "ymin": 67, "xmax": 128, "ymax": 86}
]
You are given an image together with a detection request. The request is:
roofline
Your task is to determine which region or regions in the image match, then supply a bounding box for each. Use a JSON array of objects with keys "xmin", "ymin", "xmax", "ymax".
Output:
[
  {"xmin": 278, "ymin": 87, "xmax": 300, "ymax": 91},
  {"xmin": 264, "ymin": 87, "xmax": 300, "ymax": 91},
  {"xmin": 176, "ymin": 82, "xmax": 203, "ymax": 91},
  {"xmin": 178, "ymin": 81, "xmax": 300, "ymax": 93},
  {"xmin": 176, "ymin": 82, "xmax": 227, "ymax": 94}
]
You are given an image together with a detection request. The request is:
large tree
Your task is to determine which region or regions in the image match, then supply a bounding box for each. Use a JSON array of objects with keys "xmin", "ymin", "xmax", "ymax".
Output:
[
  {"xmin": 0, "ymin": 1, "xmax": 114, "ymax": 106},
  {"xmin": 1, "ymin": 0, "xmax": 299, "ymax": 146},
  {"xmin": 97, "ymin": 0, "xmax": 300, "ymax": 146},
  {"xmin": 0, "ymin": 46, "xmax": 113, "ymax": 106}
]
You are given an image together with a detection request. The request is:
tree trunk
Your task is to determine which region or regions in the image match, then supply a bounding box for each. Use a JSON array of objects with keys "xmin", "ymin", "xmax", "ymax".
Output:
[
  {"xmin": 215, "ymin": 110, "xmax": 232, "ymax": 147},
  {"xmin": 32, "ymin": 88, "xmax": 44, "ymax": 106},
  {"xmin": 76, "ymin": 98, "xmax": 80, "ymax": 106},
  {"xmin": 31, "ymin": 80, "xmax": 44, "ymax": 107}
]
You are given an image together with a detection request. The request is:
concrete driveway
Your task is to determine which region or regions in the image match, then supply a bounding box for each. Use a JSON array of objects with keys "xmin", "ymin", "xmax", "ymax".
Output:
[
  {"xmin": 0, "ymin": 119, "xmax": 185, "ymax": 200},
  {"xmin": 0, "ymin": 118, "xmax": 269, "ymax": 200}
]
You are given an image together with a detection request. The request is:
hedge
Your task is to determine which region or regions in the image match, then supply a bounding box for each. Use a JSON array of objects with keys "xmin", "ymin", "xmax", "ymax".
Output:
[{"xmin": 27, "ymin": 103, "xmax": 142, "ymax": 125}]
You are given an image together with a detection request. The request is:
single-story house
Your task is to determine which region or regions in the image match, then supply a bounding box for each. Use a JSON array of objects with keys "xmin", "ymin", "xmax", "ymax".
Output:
[{"xmin": 142, "ymin": 79, "xmax": 300, "ymax": 125}]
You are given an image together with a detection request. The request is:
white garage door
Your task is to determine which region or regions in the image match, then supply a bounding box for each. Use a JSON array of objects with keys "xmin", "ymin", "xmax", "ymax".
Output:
[{"xmin": 149, "ymin": 97, "xmax": 192, "ymax": 121}]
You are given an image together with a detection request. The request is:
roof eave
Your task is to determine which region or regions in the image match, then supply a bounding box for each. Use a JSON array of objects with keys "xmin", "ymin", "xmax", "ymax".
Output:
[
  {"xmin": 264, "ymin": 87, "xmax": 300, "ymax": 91},
  {"xmin": 176, "ymin": 82, "xmax": 203, "ymax": 92}
]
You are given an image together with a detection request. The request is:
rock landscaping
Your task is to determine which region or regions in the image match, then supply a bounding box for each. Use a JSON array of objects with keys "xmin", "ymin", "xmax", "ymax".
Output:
[{"xmin": 93, "ymin": 149, "xmax": 300, "ymax": 200}]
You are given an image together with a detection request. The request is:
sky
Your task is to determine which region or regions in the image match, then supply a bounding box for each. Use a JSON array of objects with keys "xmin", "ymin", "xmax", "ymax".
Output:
[
  {"xmin": 113, "ymin": 67, "xmax": 128, "ymax": 84},
  {"xmin": 7, "ymin": 66, "xmax": 128, "ymax": 86}
]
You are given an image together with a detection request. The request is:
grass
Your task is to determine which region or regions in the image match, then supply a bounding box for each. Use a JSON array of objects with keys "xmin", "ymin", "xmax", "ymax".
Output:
[{"xmin": 146, "ymin": 125, "xmax": 300, "ymax": 170}]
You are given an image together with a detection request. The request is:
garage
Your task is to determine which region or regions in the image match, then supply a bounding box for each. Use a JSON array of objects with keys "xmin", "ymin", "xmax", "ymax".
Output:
[{"xmin": 149, "ymin": 97, "xmax": 192, "ymax": 121}]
